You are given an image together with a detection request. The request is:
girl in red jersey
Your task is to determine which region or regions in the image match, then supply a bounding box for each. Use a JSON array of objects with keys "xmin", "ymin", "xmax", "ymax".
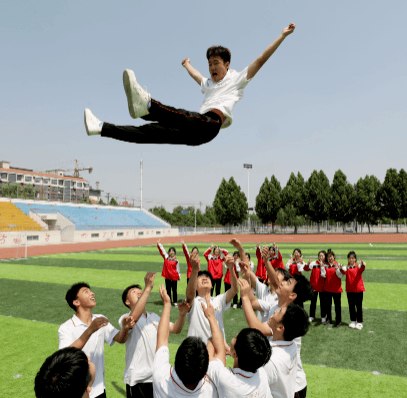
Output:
[
  {"xmin": 304, "ymin": 250, "xmax": 327, "ymax": 322},
  {"xmin": 204, "ymin": 243, "xmax": 228, "ymax": 296},
  {"xmin": 285, "ymin": 248, "xmax": 305, "ymax": 275},
  {"xmin": 255, "ymin": 243, "xmax": 267, "ymax": 282},
  {"xmin": 269, "ymin": 244, "xmax": 284, "ymax": 270},
  {"xmin": 341, "ymin": 250, "xmax": 366, "ymax": 330},
  {"xmin": 224, "ymin": 251, "xmax": 240, "ymax": 308},
  {"xmin": 181, "ymin": 240, "xmax": 200, "ymax": 285},
  {"xmin": 157, "ymin": 240, "xmax": 180, "ymax": 306},
  {"xmin": 321, "ymin": 249, "xmax": 344, "ymax": 327}
]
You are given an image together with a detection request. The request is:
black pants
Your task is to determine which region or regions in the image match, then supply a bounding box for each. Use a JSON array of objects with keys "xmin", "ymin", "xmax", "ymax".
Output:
[
  {"xmin": 126, "ymin": 383, "xmax": 153, "ymax": 398},
  {"xmin": 102, "ymin": 100, "xmax": 222, "ymax": 146},
  {"xmin": 294, "ymin": 386, "xmax": 307, "ymax": 398},
  {"xmin": 309, "ymin": 290, "xmax": 325, "ymax": 319},
  {"xmin": 347, "ymin": 292, "xmax": 363, "ymax": 323},
  {"xmin": 165, "ymin": 279, "xmax": 178, "ymax": 304},
  {"xmin": 224, "ymin": 282, "xmax": 238, "ymax": 305},
  {"xmin": 211, "ymin": 278, "xmax": 222, "ymax": 296},
  {"xmin": 325, "ymin": 292, "xmax": 342, "ymax": 325}
]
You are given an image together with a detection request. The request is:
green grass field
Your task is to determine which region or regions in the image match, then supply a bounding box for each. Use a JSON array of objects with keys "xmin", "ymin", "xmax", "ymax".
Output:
[{"xmin": 1, "ymin": 242, "xmax": 407, "ymax": 397}]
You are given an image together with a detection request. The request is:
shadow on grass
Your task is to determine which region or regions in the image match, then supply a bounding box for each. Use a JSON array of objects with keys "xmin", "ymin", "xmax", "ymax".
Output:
[{"xmin": 111, "ymin": 381, "xmax": 126, "ymax": 397}]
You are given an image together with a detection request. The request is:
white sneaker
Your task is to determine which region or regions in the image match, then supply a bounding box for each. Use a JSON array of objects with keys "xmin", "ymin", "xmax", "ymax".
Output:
[
  {"xmin": 348, "ymin": 321, "xmax": 356, "ymax": 329},
  {"xmin": 321, "ymin": 317, "xmax": 326, "ymax": 324},
  {"xmin": 174, "ymin": 303, "xmax": 178, "ymax": 307},
  {"xmin": 355, "ymin": 323, "xmax": 363, "ymax": 330},
  {"xmin": 308, "ymin": 317, "xmax": 314, "ymax": 322},
  {"xmin": 123, "ymin": 69, "xmax": 151, "ymax": 119},
  {"xmin": 233, "ymin": 304, "xmax": 237, "ymax": 309},
  {"xmin": 84, "ymin": 109, "xmax": 103, "ymax": 136}
]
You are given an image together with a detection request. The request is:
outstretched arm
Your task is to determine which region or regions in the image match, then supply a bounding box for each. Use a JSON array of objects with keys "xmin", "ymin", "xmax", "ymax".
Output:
[
  {"xmin": 169, "ymin": 300, "xmax": 190, "ymax": 334},
  {"xmin": 225, "ymin": 255, "xmax": 239, "ymax": 304},
  {"xmin": 186, "ymin": 252, "xmax": 200, "ymax": 304},
  {"xmin": 156, "ymin": 285, "xmax": 172, "ymax": 351},
  {"xmin": 182, "ymin": 58, "xmax": 204, "ymax": 85},
  {"xmin": 130, "ymin": 272, "xmax": 156, "ymax": 323},
  {"xmin": 247, "ymin": 23, "xmax": 296, "ymax": 80}
]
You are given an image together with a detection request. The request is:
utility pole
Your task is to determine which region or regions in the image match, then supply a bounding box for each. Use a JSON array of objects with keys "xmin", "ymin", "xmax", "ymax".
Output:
[
  {"xmin": 243, "ymin": 164, "xmax": 252, "ymax": 230},
  {"xmin": 140, "ymin": 158, "xmax": 143, "ymax": 209},
  {"xmin": 107, "ymin": 192, "xmax": 110, "ymax": 205}
]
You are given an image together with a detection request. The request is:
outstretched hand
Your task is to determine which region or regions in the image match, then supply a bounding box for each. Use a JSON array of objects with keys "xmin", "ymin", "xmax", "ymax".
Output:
[
  {"xmin": 190, "ymin": 251, "xmax": 200, "ymax": 270},
  {"xmin": 201, "ymin": 296, "xmax": 215, "ymax": 320},
  {"xmin": 261, "ymin": 246, "xmax": 270, "ymax": 260},
  {"xmin": 225, "ymin": 254, "xmax": 235, "ymax": 269},
  {"xmin": 178, "ymin": 300, "xmax": 191, "ymax": 315},
  {"xmin": 282, "ymin": 23, "xmax": 296, "ymax": 37},
  {"xmin": 229, "ymin": 238, "xmax": 243, "ymax": 249},
  {"xmin": 121, "ymin": 316, "xmax": 135, "ymax": 330},
  {"xmin": 181, "ymin": 58, "xmax": 191, "ymax": 68},
  {"xmin": 238, "ymin": 279, "xmax": 251, "ymax": 298},
  {"xmin": 159, "ymin": 285, "xmax": 172, "ymax": 305},
  {"xmin": 89, "ymin": 317, "xmax": 109, "ymax": 333},
  {"xmin": 144, "ymin": 271, "xmax": 157, "ymax": 289}
]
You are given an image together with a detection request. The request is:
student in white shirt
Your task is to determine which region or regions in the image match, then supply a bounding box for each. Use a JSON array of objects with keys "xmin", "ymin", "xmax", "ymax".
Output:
[
  {"xmin": 120, "ymin": 272, "xmax": 190, "ymax": 398},
  {"xmin": 152, "ymin": 285, "xmax": 218, "ymax": 397},
  {"xmin": 84, "ymin": 24, "xmax": 296, "ymax": 146},
  {"xmin": 35, "ymin": 347, "xmax": 96, "ymax": 398},
  {"xmin": 239, "ymin": 279, "xmax": 309, "ymax": 398},
  {"xmin": 58, "ymin": 282, "xmax": 134, "ymax": 398},
  {"xmin": 185, "ymin": 243, "xmax": 238, "ymax": 345},
  {"xmin": 202, "ymin": 295, "xmax": 272, "ymax": 398}
]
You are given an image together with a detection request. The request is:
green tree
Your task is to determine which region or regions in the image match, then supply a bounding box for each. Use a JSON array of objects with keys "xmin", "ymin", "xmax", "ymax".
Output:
[
  {"xmin": 305, "ymin": 170, "xmax": 330, "ymax": 232},
  {"xmin": 1, "ymin": 182, "xmax": 18, "ymax": 198},
  {"xmin": 399, "ymin": 169, "xmax": 407, "ymax": 221},
  {"xmin": 281, "ymin": 172, "xmax": 306, "ymax": 233},
  {"xmin": 202, "ymin": 206, "xmax": 217, "ymax": 227},
  {"xmin": 354, "ymin": 175, "xmax": 381, "ymax": 233},
  {"xmin": 255, "ymin": 175, "xmax": 282, "ymax": 232},
  {"xmin": 213, "ymin": 177, "xmax": 248, "ymax": 226},
  {"xmin": 149, "ymin": 206, "xmax": 173, "ymax": 224},
  {"xmin": 98, "ymin": 198, "xmax": 106, "ymax": 205},
  {"xmin": 109, "ymin": 197, "xmax": 118, "ymax": 206},
  {"xmin": 330, "ymin": 170, "xmax": 356, "ymax": 232}
]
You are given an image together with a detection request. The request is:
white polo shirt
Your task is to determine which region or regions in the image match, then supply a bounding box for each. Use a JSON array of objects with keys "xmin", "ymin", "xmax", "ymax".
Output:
[
  {"xmin": 152, "ymin": 346, "xmax": 218, "ymax": 398},
  {"xmin": 255, "ymin": 279, "xmax": 278, "ymax": 322},
  {"xmin": 58, "ymin": 314, "xmax": 118, "ymax": 398},
  {"xmin": 199, "ymin": 67, "xmax": 251, "ymax": 129},
  {"xmin": 119, "ymin": 311, "xmax": 161, "ymax": 386},
  {"xmin": 264, "ymin": 339, "xmax": 298, "ymax": 398},
  {"xmin": 187, "ymin": 293, "xmax": 230, "ymax": 345},
  {"xmin": 207, "ymin": 359, "xmax": 272, "ymax": 398},
  {"xmin": 294, "ymin": 337, "xmax": 307, "ymax": 392}
]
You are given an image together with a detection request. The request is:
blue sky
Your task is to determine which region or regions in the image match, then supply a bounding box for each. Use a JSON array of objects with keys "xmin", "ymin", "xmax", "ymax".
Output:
[{"xmin": 1, "ymin": 0, "xmax": 406, "ymax": 210}]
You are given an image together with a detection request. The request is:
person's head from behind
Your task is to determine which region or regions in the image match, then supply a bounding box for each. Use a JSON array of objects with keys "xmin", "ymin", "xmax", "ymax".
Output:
[
  {"xmin": 230, "ymin": 328, "xmax": 271, "ymax": 372},
  {"xmin": 168, "ymin": 247, "xmax": 176, "ymax": 258},
  {"xmin": 318, "ymin": 250, "xmax": 327, "ymax": 263},
  {"xmin": 175, "ymin": 337, "xmax": 209, "ymax": 388},
  {"xmin": 34, "ymin": 347, "xmax": 95, "ymax": 398},
  {"xmin": 293, "ymin": 248, "xmax": 302, "ymax": 261},
  {"xmin": 327, "ymin": 249, "xmax": 335, "ymax": 264},
  {"xmin": 206, "ymin": 46, "xmax": 231, "ymax": 82},
  {"xmin": 65, "ymin": 283, "xmax": 95, "ymax": 312},
  {"xmin": 268, "ymin": 303, "xmax": 309, "ymax": 341},
  {"xmin": 348, "ymin": 251, "xmax": 357, "ymax": 266},
  {"xmin": 196, "ymin": 270, "xmax": 213, "ymax": 293},
  {"xmin": 122, "ymin": 284, "xmax": 143, "ymax": 309}
]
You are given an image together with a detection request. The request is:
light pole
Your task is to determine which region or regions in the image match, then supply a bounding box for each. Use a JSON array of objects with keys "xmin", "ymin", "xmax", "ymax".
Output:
[
  {"xmin": 140, "ymin": 158, "xmax": 143, "ymax": 209},
  {"xmin": 243, "ymin": 164, "xmax": 252, "ymax": 230}
]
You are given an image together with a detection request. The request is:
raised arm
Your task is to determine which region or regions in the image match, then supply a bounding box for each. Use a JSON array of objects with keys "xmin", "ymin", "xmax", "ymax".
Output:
[
  {"xmin": 247, "ymin": 23, "xmax": 296, "ymax": 80},
  {"xmin": 182, "ymin": 241, "xmax": 192, "ymax": 267},
  {"xmin": 230, "ymin": 238, "xmax": 246, "ymax": 261},
  {"xmin": 182, "ymin": 58, "xmax": 204, "ymax": 85},
  {"xmin": 169, "ymin": 300, "xmax": 190, "ymax": 334},
  {"xmin": 204, "ymin": 244, "xmax": 213, "ymax": 262},
  {"xmin": 262, "ymin": 246, "xmax": 280, "ymax": 290},
  {"xmin": 65, "ymin": 317, "xmax": 110, "ymax": 349},
  {"xmin": 186, "ymin": 251, "xmax": 200, "ymax": 304},
  {"xmin": 225, "ymin": 255, "xmax": 239, "ymax": 304},
  {"xmin": 157, "ymin": 240, "xmax": 168, "ymax": 259},
  {"xmin": 114, "ymin": 316, "xmax": 135, "ymax": 344},
  {"xmin": 202, "ymin": 296, "xmax": 226, "ymax": 364},
  {"xmin": 129, "ymin": 272, "xmax": 157, "ymax": 323},
  {"xmin": 156, "ymin": 285, "xmax": 172, "ymax": 351}
]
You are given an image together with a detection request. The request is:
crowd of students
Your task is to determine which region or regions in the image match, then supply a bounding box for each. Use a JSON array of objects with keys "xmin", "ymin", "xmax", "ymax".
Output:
[{"xmin": 34, "ymin": 239, "xmax": 366, "ymax": 398}]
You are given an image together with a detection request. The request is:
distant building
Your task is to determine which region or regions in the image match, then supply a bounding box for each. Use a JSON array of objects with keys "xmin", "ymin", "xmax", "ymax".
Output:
[{"xmin": 0, "ymin": 161, "xmax": 89, "ymax": 203}]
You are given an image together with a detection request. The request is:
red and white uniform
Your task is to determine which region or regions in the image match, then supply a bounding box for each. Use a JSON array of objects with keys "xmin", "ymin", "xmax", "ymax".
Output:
[
  {"xmin": 270, "ymin": 250, "xmax": 284, "ymax": 270},
  {"xmin": 285, "ymin": 258, "xmax": 305, "ymax": 275},
  {"xmin": 322, "ymin": 261, "xmax": 344, "ymax": 293},
  {"xmin": 182, "ymin": 243, "xmax": 200, "ymax": 278},
  {"xmin": 341, "ymin": 262, "xmax": 366, "ymax": 292},
  {"xmin": 204, "ymin": 247, "xmax": 228, "ymax": 280},
  {"xmin": 303, "ymin": 261, "xmax": 325, "ymax": 292},
  {"xmin": 224, "ymin": 261, "xmax": 240, "ymax": 284},
  {"xmin": 255, "ymin": 246, "xmax": 267, "ymax": 280},
  {"xmin": 158, "ymin": 243, "xmax": 180, "ymax": 281}
]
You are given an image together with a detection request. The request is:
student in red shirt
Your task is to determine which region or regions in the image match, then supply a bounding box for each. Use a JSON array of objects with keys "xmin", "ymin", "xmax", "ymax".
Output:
[
  {"xmin": 204, "ymin": 244, "xmax": 229, "ymax": 296},
  {"xmin": 255, "ymin": 243, "xmax": 267, "ymax": 282},
  {"xmin": 285, "ymin": 248, "xmax": 305, "ymax": 275},
  {"xmin": 157, "ymin": 240, "xmax": 180, "ymax": 306},
  {"xmin": 321, "ymin": 249, "xmax": 344, "ymax": 327},
  {"xmin": 181, "ymin": 240, "xmax": 200, "ymax": 285},
  {"xmin": 304, "ymin": 250, "xmax": 327, "ymax": 322},
  {"xmin": 269, "ymin": 244, "xmax": 284, "ymax": 270},
  {"xmin": 341, "ymin": 251, "xmax": 366, "ymax": 330},
  {"xmin": 224, "ymin": 251, "xmax": 240, "ymax": 308}
]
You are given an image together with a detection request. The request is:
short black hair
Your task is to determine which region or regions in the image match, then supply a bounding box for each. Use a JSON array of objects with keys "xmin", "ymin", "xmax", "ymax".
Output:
[
  {"xmin": 34, "ymin": 347, "xmax": 91, "ymax": 398},
  {"xmin": 198, "ymin": 270, "xmax": 214, "ymax": 286},
  {"xmin": 65, "ymin": 282, "xmax": 90, "ymax": 311},
  {"xmin": 318, "ymin": 250, "xmax": 327, "ymax": 262},
  {"xmin": 233, "ymin": 251, "xmax": 240, "ymax": 257},
  {"xmin": 292, "ymin": 274, "xmax": 313, "ymax": 303},
  {"xmin": 281, "ymin": 303, "xmax": 310, "ymax": 341},
  {"xmin": 122, "ymin": 284, "xmax": 142, "ymax": 308},
  {"xmin": 234, "ymin": 328, "xmax": 271, "ymax": 372},
  {"xmin": 206, "ymin": 46, "xmax": 231, "ymax": 65},
  {"xmin": 293, "ymin": 248, "xmax": 302, "ymax": 255},
  {"xmin": 175, "ymin": 337, "xmax": 209, "ymax": 386},
  {"xmin": 168, "ymin": 247, "xmax": 176, "ymax": 255},
  {"xmin": 348, "ymin": 250, "xmax": 357, "ymax": 260},
  {"xmin": 246, "ymin": 253, "xmax": 251, "ymax": 260},
  {"xmin": 276, "ymin": 268, "xmax": 291, "ymax": 281},
  {"xmin": 192, "ymin": 246, "xmax": 199, "ymax": 253},
  {"xmin": 327, "ymin": 248, "xmax": 335, "ymax": 260}
]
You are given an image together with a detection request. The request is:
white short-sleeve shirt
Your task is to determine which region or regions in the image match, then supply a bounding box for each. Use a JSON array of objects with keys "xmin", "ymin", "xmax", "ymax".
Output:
[
  {"xmin": 207, "ymin": 359, "xmax": 272, "ymax": 398},
  {"xmin": 199, "ymin": 67, "xmax": 251, "ymax": 129},
  {"xmin": 255, "ymin": 279, "xmax": 278, "ymax": 322},
  {"xmin": 263, "ymin": 339, "xmax": 298, "ymax": 398},
  {"xmin": 152, "ymin": 346, "xmax": 218, "ymax": 398},
  {"xmin": 58, "ymin": 314, "xmax": 118, "ymax": 398},
  {"xmin": 294, "ymin": 337, "xmax": 307, "ymax": 392},
  {"xmin": 187, "ymin": 293, "xmax": 230, "ymax": 345},
  {"xmin": 119, "ymin": 311, "xmax": 161, "ymax": 386}
]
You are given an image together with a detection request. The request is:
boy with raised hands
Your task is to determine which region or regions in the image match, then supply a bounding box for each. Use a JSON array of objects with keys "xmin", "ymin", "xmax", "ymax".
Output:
[
  {"xmin": 186, "ymin": 245, "xmax": 238, "ymax": 345},
  {"xmin": 202, "ymin": 295, "xmax": 272, "ymax": 397},
  {"xmin": 238, "ymin": 278, "xmax": 309, "ymax": 398},
  {"xmin": 120, "ymin": 272, "xmax": 189, "ymax": 398},
  {"xmin": 152, "ymin": 285, "xmax": 218, "ymax": 397}
]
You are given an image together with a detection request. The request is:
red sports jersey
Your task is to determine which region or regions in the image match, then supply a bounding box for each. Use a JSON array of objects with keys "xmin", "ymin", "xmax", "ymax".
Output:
[
  {"xmin": 224, "ymin": 264, "xmax": 239, "ymax": 284},
  {"xmin": 255, "ymin": 247, "xmax": 267, "ymax": 280},
  {"xmin": 204, "ymin": 247, "xmax": 228, "ymax": 280},
  {"xmin": 270, "ymin": 251, "xmax": 284, "ymax": 270},
  {"xmin": 341, "ymin": 263, "xmax": 366, "ymax": 292},
  {"xmin": 304, "ymin": 261, "xmax": 325, "ymax": 292},
  {"xmin": 158, "ymin": 243, "xmax": 180, "ymax": 281},
  {"xmin": 182, "ymin": 243, "xmax": 200, "ymax": 278},
  {"xmin": 324, "ymin": 262, "xmax": 343, "ymax": 293}
]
